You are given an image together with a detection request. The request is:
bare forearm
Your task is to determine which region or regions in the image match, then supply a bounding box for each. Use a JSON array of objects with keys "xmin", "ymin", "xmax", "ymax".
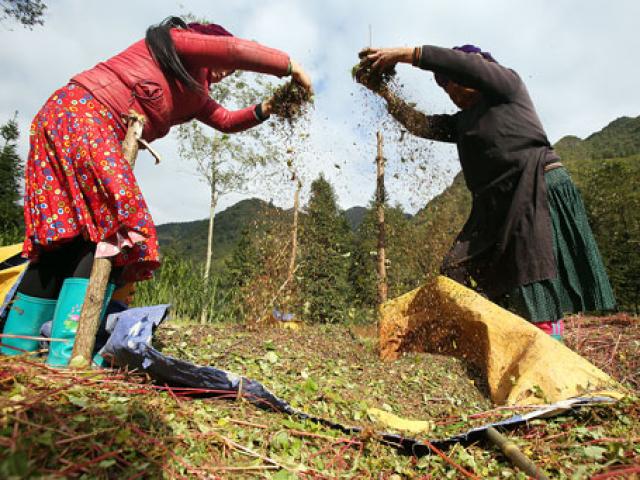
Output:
[{"xmin": 387, "ymin": 47, "xmax": 414, "ymax": 64}]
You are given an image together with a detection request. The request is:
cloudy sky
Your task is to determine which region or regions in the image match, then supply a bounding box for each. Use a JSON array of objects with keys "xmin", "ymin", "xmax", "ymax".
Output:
[{"xmin": 1, "ymin": 0, "xmax": 639, "ymax": 225}]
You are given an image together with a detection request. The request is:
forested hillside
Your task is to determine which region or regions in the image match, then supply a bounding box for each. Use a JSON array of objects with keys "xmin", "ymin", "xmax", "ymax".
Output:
[
  {"xmin": 156, "ymin": 198, "xmax": 285, "ymax": 269},
  {"xmin": 554, "ymin": 115, "xmax": 640, "ymax": 162},
  {"xmin": 154, "ymin": 115, "xmax": 639, "ymax": 313},
  {"xmin": 158, "ymin": 202, "xmax": 376, "ymax": 270}
]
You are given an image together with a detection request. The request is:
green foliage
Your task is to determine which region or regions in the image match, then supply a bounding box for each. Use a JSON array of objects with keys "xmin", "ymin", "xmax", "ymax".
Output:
[
  {"xmin": 155, "ymin": 199, "xmax": 297, "ymax": 324},
  {"xmin": 0, "ymin": 0, "xmax": 46, "ymax": 28},
  {"xmin": 575, "ymin": 156, "xmax": 640, "ymax": 312},
  {"xmin": 0, "ymin": 114, "xmax": 24, "ymax": 238},
  {"xmin": 298, "ymin": 175, "xmax": 354, "ymax": 323},
  {"xmin": 0, "ymin": 225, "xmax": 23, "ymax": 245},
  {"xmin": 344, "ymin": 206, "xmax": 368, "ymax": 230},
  {"xmin": 350, "ymin": 201, "xmax": 423, "ymax": 307},
  {"xmin": 411, "ymin": 172, "xmax": 471, "ymax": 276},
  {"xmin": 157, "ymin": 201, "xmax": 375, "ymax": 276},
  {"xmin": 133, "ymin": 251, "xmax": 237, "ymax": 323},
  {"xmin": 554, "ymin": 116, "xmax": 640, "ymax": 312},
  {"xmin": 226, "ymin": 209, "xmax": 293, "ymax": 323},
  {"xmin": 225, "ymin": 227, "xmax": 261, "ymax": 288},
  {"xmin": 156, "ymin": 198, "xmax": 282, "ymax": 270}
]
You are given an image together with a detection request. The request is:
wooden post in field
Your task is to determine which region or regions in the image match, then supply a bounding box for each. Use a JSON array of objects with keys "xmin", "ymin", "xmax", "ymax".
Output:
[
  {"xmin": 376, "ymin": 131, "xmax": 388, "ymax": 305},
  {"xmin": 287, "ymin": 175, "xmax": 302, "ymax": 286},
  {"xmin": 485, "ymin": 427, "xmax": 550, "ymax": 479},
  {"xmin": 70, "ymin": 111, "xmax": 146, "ymax": 368}
]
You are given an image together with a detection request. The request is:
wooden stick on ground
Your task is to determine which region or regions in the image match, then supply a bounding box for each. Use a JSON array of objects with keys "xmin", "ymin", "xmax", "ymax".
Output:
[
  {"xmin": 485, "ymin": 427, "xmax": 550, "ymax": 479},
  {"xmin": 70, "ymin": 111, "xmax": 146, "ymax": 368}
]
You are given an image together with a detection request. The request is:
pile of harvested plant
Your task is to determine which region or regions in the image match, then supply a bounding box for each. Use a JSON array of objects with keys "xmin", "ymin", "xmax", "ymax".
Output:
[
  {"xmin": 352, "ymin": 49, "xmax": 397, "ymax": 93},
  {"xmin": 271, "ymin": 80, "xmax": 314, "ymax": 121},
  {"xmin": 1, "ymin": 321, "xmax": 638, "ymax": 479},
  {"xmin": 565, "ymin": 313, "xmax": 640, "ymax": 390}
]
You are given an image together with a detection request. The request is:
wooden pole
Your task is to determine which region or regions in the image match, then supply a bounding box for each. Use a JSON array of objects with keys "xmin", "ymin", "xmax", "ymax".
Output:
[
  {"xmin": 486, "ymin": 427, "xmax": 550, "ymax": 480},
  {"xmin": 70, "ymin": 111, "xmax": 146, "ymax": 368},
  {"xmin": 376, "ymin": 131, "xmax": 387, "ymax": 305},
  {"xmin": 287, "ymin": 176, "xmax": 302, "ymax": 286}
]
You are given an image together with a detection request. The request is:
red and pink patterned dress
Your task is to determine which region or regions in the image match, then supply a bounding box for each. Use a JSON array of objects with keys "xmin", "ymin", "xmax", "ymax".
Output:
[{"xmin": 23, "ymin": 83, "xmax": 159, "ymax": 281}]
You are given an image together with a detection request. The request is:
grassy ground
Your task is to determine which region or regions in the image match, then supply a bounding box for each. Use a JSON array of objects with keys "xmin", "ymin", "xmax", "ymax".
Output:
[{"xmin": 1, "ymin": 316, "xmax": 639, "ymax": 479}]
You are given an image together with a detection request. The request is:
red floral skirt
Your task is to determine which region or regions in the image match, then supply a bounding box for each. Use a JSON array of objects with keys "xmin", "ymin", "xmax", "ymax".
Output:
[{"xmin": 22, "ymin": 83, "xmax": 160, "ymax": 281}]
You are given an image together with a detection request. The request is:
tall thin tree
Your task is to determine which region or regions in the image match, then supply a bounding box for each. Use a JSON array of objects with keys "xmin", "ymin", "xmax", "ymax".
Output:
[
  {"xmin": 0, "ymin": 113, "xmax": 24, "ymax": 242},
  {"xmin": 176, "ymin": 72, "xmax": 278, "ymax": 323}
]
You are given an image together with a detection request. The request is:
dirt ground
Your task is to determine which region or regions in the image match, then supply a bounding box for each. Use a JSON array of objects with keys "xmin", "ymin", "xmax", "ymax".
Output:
[
  {"xmin": 1, "ymin": 314, "xmax": 638, "ymax": 478},
  {"xmin": 155, "ymin": 322, "xmax": 492, "ymax": 432}
]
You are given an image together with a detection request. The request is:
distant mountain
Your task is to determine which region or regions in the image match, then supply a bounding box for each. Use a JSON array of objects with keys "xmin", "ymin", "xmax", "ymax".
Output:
[
  {"xmin": 344, "ymin": 206, "xmax": 367, "ymax": 230},
  {"xmin": 156, "ymin": 198, "xmax": 283, "ymax": 268},
  {"xmin": 156, "ymin": 198, "xmax": 374, "ymax": 272},
  {"xmin": 555, "ymin": 115, "xmax": 640, "ymax": 162}
]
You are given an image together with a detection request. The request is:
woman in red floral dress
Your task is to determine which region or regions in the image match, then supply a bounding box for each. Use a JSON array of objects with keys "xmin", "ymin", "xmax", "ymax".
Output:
[{"xmin": 1, "ymin": 17, "xmax": 312, "ymax": 365}]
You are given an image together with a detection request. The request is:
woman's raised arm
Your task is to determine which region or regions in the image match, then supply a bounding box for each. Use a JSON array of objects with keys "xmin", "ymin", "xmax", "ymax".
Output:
[
  {"xmin": 381, "ymin": 88, "xmax": 457, "ymax": 143},
  {"xmin": 173, "ymin": 31, "xmax": 290, "ymax": 77}
]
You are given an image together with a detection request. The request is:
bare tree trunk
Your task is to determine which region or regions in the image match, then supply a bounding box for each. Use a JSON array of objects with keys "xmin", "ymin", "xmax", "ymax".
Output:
[
  {"xmin": 376, "ymin": 131, "xmax": 388, "ymax": 305},
  {"xmin": 204, "ymin": 185, "xmax": 218, "ymax": 281},
  {"xmin": 287, "ymin": 177, "xmax": 302, "ymax": 285},
  {"xmin": 201, "ymin": 182, "xmax": 218, "ymax": 324}
]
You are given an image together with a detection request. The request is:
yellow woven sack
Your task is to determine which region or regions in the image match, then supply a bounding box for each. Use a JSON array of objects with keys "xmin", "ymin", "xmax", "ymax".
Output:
[{"xmin": 379, "ymin": 275, "xmax": 622, "ymax": 405}]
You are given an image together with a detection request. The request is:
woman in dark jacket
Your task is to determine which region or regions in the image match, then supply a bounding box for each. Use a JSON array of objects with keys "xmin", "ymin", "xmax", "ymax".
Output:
[
  {"xmin": 0, "ymin": 17, "xmax": 312, "ymax": 365},
  {"xmin": 359, "ymin": 44, "xmax": 615, "ymax": 339}
]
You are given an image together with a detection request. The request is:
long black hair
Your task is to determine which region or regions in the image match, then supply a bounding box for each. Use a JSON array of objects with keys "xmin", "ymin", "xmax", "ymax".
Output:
[{"xmin": 145, "ymin": 16, "xmax": 204, "ymax": 94}]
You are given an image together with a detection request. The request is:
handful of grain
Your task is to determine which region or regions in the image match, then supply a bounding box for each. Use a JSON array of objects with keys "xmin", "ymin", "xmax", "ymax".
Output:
[
  {"xmin": 271, "ymin": 81, "xmax": 313, "ymax": 120},
  {"xmin": 352, "ymin": 61, "xmax": 396, "ymax": 93}
]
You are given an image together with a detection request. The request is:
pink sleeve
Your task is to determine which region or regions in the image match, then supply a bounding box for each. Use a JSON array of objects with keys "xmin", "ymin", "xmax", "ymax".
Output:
[
  {"xmin": 195, "ymin": 98, "xmax": 261, "ymax": 133},
  {"xmin": 171, "ymin": 30, "xmax": 290, "ymax": 77}
]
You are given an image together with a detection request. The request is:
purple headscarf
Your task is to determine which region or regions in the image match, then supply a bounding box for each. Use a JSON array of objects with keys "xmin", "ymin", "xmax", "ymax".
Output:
[
  {"xmin": 434, "ymin": 44, "xmax": 497, "ymax": 88},
  {"xmin": 187, "ymin": 22, "xmax": 233, "ymax": 37}
]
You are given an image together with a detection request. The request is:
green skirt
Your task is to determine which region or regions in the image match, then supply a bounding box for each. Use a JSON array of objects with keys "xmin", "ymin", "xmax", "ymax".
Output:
[{"xmin": 497, "ymin": 167, "xmax": 616, "ymax": 322}]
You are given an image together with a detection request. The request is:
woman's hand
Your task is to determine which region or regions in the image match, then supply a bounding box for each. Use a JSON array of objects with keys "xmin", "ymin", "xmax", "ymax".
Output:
[
  {"xmin": 359, "ymin": 47, "xmax": 413, "ymax": 71},
  {"xmin": 290, "ymin": 60, "xmax": 313, "ymax": 93},
  {"xmin": 261, "ymin": 97, "xmax": 274, "ymax": 116}
]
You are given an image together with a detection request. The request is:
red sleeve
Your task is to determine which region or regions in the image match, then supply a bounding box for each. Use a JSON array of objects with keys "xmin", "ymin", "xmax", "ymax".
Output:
[
  {"xmin": 195, "ymin": 98, "xmax": 261, "ymax": 133},
  {"xmin": 171, "ymin": 30, "xmax": 290, "ymax": 77}
]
